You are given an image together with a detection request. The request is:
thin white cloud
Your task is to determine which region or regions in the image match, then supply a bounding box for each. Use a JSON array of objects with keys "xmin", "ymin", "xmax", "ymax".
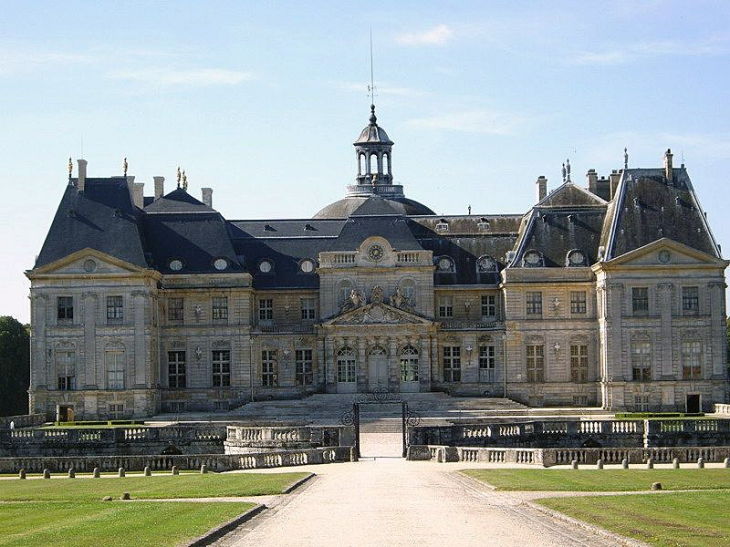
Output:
[
  {"xmin": 406, "ymin": 110, "xmax": 527, "ymax": 135},
  {"xmin": 568, "ymin": 35, "xmax": 730, "ymax": 65},
  {"xmin": 396, "ymin": 24, "xmax": 453, "ymax": 46},
  {"xmin": 331, "ymin": 80, "xmax": 427, "ymax": 97},
  {"xmin": 108, "ymin": 68, "xmax": 255, "ymax": 86}
]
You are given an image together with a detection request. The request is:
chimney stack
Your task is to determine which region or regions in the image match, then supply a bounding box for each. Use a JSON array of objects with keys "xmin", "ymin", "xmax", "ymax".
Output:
[
  {"xmin": 153, "ymin": 176, "xmax": 165, "ymax": 201},
  {"xmin": 609, "ymin": 170, "xmax": 621, "ymax": 199},
  {"xmin": 586, "ymin": 169, "xmax": 598, "ymax": 195},
  {"xmin": 664, "ymin": 148, "xmax": 673, "ymax": 184},
  {"xmin": 133, "ymin": 182, "xmax": 144, "ymax": 209},
  {"xmin": 535, "ymin": 176, "xmax": 547, "ymax": 202},
  {"xmin": 77, "ymin": 159, "xmax": 88, "ymax": 192},
  {"xmin": 202, "ymin": 187, "xmax": 213, "ymax": 208}
]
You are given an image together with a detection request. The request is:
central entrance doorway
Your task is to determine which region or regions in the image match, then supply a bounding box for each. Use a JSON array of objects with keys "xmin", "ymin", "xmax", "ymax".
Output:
[{"xmin": 368, "ymin": 347, "xmax": 388, "ymax": 391}]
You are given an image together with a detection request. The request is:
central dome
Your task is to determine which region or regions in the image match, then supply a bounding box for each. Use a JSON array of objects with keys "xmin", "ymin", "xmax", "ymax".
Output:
[{"xmin": 314, "ymin": 105, "xmax": 434, "ymax": 219}]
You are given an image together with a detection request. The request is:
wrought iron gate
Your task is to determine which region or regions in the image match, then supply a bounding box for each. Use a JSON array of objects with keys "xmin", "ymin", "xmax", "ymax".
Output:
[{"xmin": 340, "ymin": 389, "xmax": 420, "ymax": 458}]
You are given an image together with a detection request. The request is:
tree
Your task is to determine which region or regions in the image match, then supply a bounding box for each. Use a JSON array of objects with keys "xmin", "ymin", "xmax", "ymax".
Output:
[{"xmin": 0, "ymin": 316, "xmax": 30, "ymax": 416}]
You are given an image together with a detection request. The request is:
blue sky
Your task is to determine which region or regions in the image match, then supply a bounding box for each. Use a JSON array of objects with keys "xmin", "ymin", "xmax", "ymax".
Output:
[{"xmin": 2, "ymin": 1, "xmax": 729, "ymax": 323}]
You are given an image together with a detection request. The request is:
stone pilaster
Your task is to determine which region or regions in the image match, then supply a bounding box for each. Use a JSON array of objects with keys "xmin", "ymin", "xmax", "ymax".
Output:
[
  {"xmin": 657, "ymin": 283, "xmax": 674, "ymax": 378},
  {"xmin": 419, "ymin": 336, "xmax": 430, "ymax": 391},
  {"xmin": 132, "ymin": 291, "xmax": 147, "ymax": 387},
  {"xmin": 82, "ymin": 292, "xmax": 97, "ymax": 388}
]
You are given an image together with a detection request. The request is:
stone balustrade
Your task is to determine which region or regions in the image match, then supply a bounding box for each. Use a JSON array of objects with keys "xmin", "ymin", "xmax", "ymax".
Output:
[
  {"xmin": 408, "ymin": 444, "xmax": 730, "ymax": 467},
  {"xmin": 224, "ymin": 425, "xmax": 354, "ymax": 453},
  {"xmin": 410, "ymin": 418, "xmax": 730, "ymax": 449},
  {"xmin": 0, "ymin": 414, "xmax": 46, "ymax": 429},
  {"xmin": 0, "ymin": 446, "xmax": 355, "ymax": 474}
]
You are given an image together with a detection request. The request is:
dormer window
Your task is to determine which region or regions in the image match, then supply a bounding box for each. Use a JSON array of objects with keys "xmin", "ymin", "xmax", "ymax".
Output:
[
  {"xmin": 435, "ymin": 219, "xmax": 449, "ymax": 232},
  {"xmin": 436, "ymin": 256, "xmax": 454, "ymax": 273},
  {"xmin": 522, "ymin": 250, "xmax": 543, "ymax": 267},
  {"xmin": 477, "ymin": 218, "xmax": 490, "ymax": 231},
  {"xmin": 566, "ymin": 250, "xmax": 586, "ymax": 267},
  {"xmin": 299, "ymin": 259, "xmax": 316, "ymax": 273},
  {"xmin": 213, "ymin": 258, "xmax": 228, "ymax": 271},
  {"xmin": 477, "ymin": 256, "xmax": 497, "ymax": 273},
  {"xmin": 169, "ymin": 259, "xmax": 183, "ymax": 271},
  {"xmin": 258, "ymin": 259, "xmax": 273, "ymax": 273}
]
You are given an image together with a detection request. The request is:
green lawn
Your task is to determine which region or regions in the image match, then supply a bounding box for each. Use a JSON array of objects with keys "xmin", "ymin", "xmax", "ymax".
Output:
[
  {"xmin": 0, "ymin": 472, "xmax": 310, "ymax": 501},
  {"xmin": 462, "ymin": 468, "xmax": 730, "ymax": 491},
  {"xmin": 0, "ymin": 501, "xmax": 255, "ymax": 547},
  {"xmin": 538, "ymin": 491, "xmax": 730, "ymax": 547},
  {"xmin": 0, "ymin": 471, "xmax": 310, "ymax": 546}
]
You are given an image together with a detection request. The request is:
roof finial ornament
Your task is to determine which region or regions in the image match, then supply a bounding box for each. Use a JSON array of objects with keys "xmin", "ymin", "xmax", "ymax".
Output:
[
  {"xmin": 176, "ymin": 166, "xmax": 181, "ymax": 188},
  {"xmin": 367, "ymin": 28, "xmax": 377, "ymax": 125},
  {"xmin": 68, "ymin": 157, "xmax": 73, "ymax": 182},
  {"xmin": 182, "ymin": 170, "xmax": 188, "ymax": 191},
  {"xmin": 624, "ymin": 147, "xmax": 629, "ymax": 170},
  {"xmin": 561, "ymin": 162, "xmax": 567, "ymax": 183},
  {"xmin": 123, "ymin": 157, "xmax": 128, "ymax": 177},
  {"xmin": 566, "ymin": 158, "xmax": 571, "ymax": 183}
]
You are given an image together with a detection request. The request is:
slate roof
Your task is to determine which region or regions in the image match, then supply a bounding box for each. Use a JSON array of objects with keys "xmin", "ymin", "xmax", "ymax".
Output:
[
  {"xmin": 35, "ymin": 178, "xmax": 147, "ymax": 269},
  {"xmin": 605, "ymin": 168, "xmax": 721, "ymax": 260},
  {"xmin": 313, "ymin": 195, "xmax": 435, "ymax": 218}
]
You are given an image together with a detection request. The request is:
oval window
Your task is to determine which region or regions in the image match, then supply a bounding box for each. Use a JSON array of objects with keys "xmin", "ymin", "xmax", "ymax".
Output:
[
  {"xmin": 300, "ymin": 259, "xmax": 315, "ymax": 273},
  {"xmin": 259, "ymin": 260, "xmax": 273, "ymax": 273},
  {"xmin": 214, "ymin": 258, "xmax": 228, "ymax": 271},
  {"xmin": 169, "ymin": 259, "xmax": 183, "ymax": 271}
]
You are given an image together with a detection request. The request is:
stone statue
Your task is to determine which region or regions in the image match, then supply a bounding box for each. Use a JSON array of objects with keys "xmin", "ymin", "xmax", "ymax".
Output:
[
  {"xmin": 349, "ymin": 289, "xmax": 364, "ymax": 308},
  {"xmin": 370, "ymin": 286, "xmax": 384, "ymax": 304}
]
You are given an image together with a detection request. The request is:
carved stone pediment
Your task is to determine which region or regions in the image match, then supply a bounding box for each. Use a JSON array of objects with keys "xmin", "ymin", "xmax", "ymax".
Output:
[{"xmin": 325, "ymin": 302, "xmax": 432, "ymax": 326}]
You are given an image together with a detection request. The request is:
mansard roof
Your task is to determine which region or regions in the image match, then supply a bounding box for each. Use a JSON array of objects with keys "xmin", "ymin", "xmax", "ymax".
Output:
[
  {"xmin": 35, "ymin": 178, "xmax": 147, "ymax": 269},
  {"xmin": 313, "ymin": 195, "xmax": 435, "ymax": 219},
  {"xmin": 604, "ymin": 167, "xmax": 721, "ymax": 260},
  {"xmin": 144, "ymin": 187, "xmax": 213, "ymax": 213}
]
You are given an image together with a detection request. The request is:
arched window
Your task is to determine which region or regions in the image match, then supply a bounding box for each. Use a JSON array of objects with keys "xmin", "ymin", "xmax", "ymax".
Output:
[
  {"xmin": 399, "ymin": 278, "xmax": 416, "ymax": 306},
  {"xmin": 337, "ymin": 347, "xmax": 356, "ymax": 383},
  {"xmin": 370, "ymin": 153, "xmax": 378, "ymax": 174},
  {"xmin": 337, "ymin": 280, "xmax": 353, "ymax": 308},
  {"xmin": 383, "ymin": 153, "xmax": 391, "ymax": 174},
  {"xmin": 358, "ymin": 153, "xmax": 365, "ymax": 176},
  {"xmin": 400, "ymin": 346, "xmax": 419, "ymax": 382}
]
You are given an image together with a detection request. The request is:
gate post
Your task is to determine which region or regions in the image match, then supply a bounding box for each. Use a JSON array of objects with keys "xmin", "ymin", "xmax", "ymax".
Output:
[
  {"xmin": 401, "ymin": 402, "xmax": 407, "ymax": 458},
  {"xmin": 354, "ymin": 403, "xmax": 361, "ymax": 459}
]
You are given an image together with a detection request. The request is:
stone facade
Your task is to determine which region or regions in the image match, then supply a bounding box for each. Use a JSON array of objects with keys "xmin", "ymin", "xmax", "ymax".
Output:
[{"xmin": 27, "ymin": 109, "xmax": 728, "ymax": 419}]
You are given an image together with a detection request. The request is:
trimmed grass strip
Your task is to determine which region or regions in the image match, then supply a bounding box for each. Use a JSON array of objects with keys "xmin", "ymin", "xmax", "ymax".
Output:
[
  {"xmin": 0, "ymin": 501, "xmax": 255, "ymax": 547},
  {"xmin": 462, "ymin": 468, "xmax": 730, "ymax": 491},
  {"xmin": 538, "ymin": 491, "xmax": 730, "ymax": 547},
  {"xmin": 0, "ymin": 472, "xmax": 309, "ymax": 501}
]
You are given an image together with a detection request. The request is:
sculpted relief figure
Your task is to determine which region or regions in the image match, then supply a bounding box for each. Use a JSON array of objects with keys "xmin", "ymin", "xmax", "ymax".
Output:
[
  {"xmin": 389, "ymin": 287, "xmax": 412, "ymax": 311},
  {"xmin": 370, "ymin": 285, "xmax": 385, "ymax": 304}
]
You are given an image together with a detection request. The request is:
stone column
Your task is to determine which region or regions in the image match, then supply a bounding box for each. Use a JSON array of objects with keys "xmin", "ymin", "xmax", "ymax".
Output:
[
  {"xmin": 658, "ymin": 283, "xmax": 674, "ymax": 379},
  {"xmin": 388, "ymin": 337, "xmax": 398, "ymax": 391},
  {"xmin": 419, "ymin": 336, "xmax": 430, "ymax": 391},
  {"xmin": 708, "ymin": 281, "xmax": 727, "ymax": 377},
  {"xmin": 431, "ymin": 337, "xmax": 440, "ymax": 383},
  {"xmin": 357, "ymin": 338, "xmax": 367, "ymax": 392},
  {"xmin": 82, "ymin": 292, "xmax": 98, "ymax": 388},
  {"xmin": 607, "ymin": 283, "xmax": 624, "ymax": 381},
  {"xmin": 132, "ymin": 291, "xmax": 147, "ymax": 387},
  {"xmin": 316, "ymin": 338, "xmax": 325, "ymax": 390},
  {"xmin": 324, "ymin": 337, "xmax": 335, "ymax": 392},
  {"xmin": 32, "ymin": 294, "xmax": 49, "ymax": 390}
]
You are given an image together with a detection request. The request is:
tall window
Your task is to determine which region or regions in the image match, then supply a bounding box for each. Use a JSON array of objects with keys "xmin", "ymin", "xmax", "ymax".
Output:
[
  {"xmin": 443, "ymin": 346, "xmax": 461, "ymax": 382},
  {"xmin": 570, "ymin": 291, "xmax": 587, "ymax": 314},
  {"xmin": 300, "ymin": 298, "xmax": 316, "ymax": 320},
  {"xmin": 168, "ymin": 351, "xmax": 186, "ymax": 388},
  {"xmin": 212, "ymin": 350, "xmax": 231, "ymax": 387},
  {"xmin": 57, "ymin": 296, "xmax": 73, "ymax": 321},
  {"xmin": 570, "ymin": 344, "xmax": 588, "ymax": 383},
  {"xmin": 632, "ymin": 341, "xmax": 652, "ymax": 381},
  {"xmin": 400, "ymin": 346, "xmax": 419, "ymax": 382},
  {"xmin": 400, "ymin": 280, "xmax": 416, "ymax": 306},
  {"xmin": 682, "ymin": 341, "xmax": 702, "ymax": 380},
  {"xmin": 258, "ymin": 299, "xmax": 273, "ymax": 321},
  {"xmin": 632, "ymin": 287, "xmax": 649, "ymax": 314},
  {"xmin": 526, "ymin": 345, "xmax": 544, "ymax": 382},
  {"xmin": 682, "ymin": 287, "xmax": 699, "ymax": 315},
  {"xmin": 438, "ymin": 296, "xmax": 453, "ymax": 318},
  {"xmin": 106, "ymin": 296, "xmax": 123, "ymax": 323},
  {"xmin": 479, "ymin": 345, "xmax": 496, "ymax": 382},
  {"xmin": 212, "ymin": 297, "xmax": 228, "ymax": 321},
  {"xmin": 56, "ymin": 351, "xmax": 76, "ymax": 391},
  {"xmin": 168, "ymin": 297, "xmax": 184, "ymax": 321},
  {"xmin": 526, "ymin": 292, "xmax": 542, "ymax": 315},
  {"xmin": 481, "ymin": 295, "xmax": 496, "ymax": 318},
  {"xmin": 337, "ymin": 281, "xmax": 353, "ymax": 307},
  {"xmin": 337, "ymin": 347, "xmax": 356, "ymax": 383},
  {"xmin": 105, "ymin": 350, "xmax": 125, "ymax": 390},
  {"xmin": 295, "ymin": 349, "xmax": 313, "ymax": 386},
  {"xmin": 261, "ymin": 350, "xmax": 278, "ymax": 387}
]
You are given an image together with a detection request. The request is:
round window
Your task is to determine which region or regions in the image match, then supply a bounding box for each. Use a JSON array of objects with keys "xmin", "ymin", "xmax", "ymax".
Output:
[
  {"xmin": 169, "ymin": 259, "xmax": 183, "ymax": 271},
  {"xmin": 259, "ymin": 260, "xmax": 273, "ymax": 273},
  {"xmin": 437, "ymin": 257, "xmax": 452, "ymax": 271},
  {"xmin": 524, "ymin": 251, "xmax": 541, "ymax": 266},
  {"xmin": 300, "ymin": 259, "xmax": 315, "ymax": 273},
  {"xmin": 569, "ymin": 251, "xmax": 584, "ymax": 265},
  {"xmin": 213, "ymin": 258, "xmax": 228, "ymax": 271},
  {"xmin": 658, "ymin": 250, "xmax": 671, "ymax": 264},
  {"xmin": 83, "ymin": 259, "xmax": 97, "ymax": 273}
]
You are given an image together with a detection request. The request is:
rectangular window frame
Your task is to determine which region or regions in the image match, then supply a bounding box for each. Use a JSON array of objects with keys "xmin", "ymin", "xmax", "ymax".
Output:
[
  {"xmin": 480, "ymin": 294, "xmax": 497, "ymax": 319},
  {"xmin": 632, "ymin": 341, "xmax": 652, "ymax": 381},
  {"xmin": 106, "ymin": 295, "xmax": 123, "ymax": 324},
  {"xmin": 570, "ymin": 344, "xmax": 589, "ymax": 383},
  {"xmin": 632, "ymin": 287, "xmax": 649, "ymax": 315},
  {"xmin": 526, "ymin": 292, "xmax": 542, "ymax": 315},
  {"xmin": 261, "ymin": 349, "xmax": 278, "ymax": 387},
  {"xmin": 212, "ymin": 350, "xmax": 231, "ymax": 387},
  {"xmin": 168, "ymin": 297, "xmax": 184, "ymax": 322},
  {"xmin": 300, "ymin": 298, "xmax": 316, "ymax": 321},
  {"xmin": 258, "ymin": 298, "xmax": 273, "ymax": 321},
  {"xmin": 681, "ymin": 340, "xmax": 702, "ymax": 380},
  {"xmin": 443, "ymin": 345, "xmax": 461, "ymax": 382},
  {"xmin": 212, "ymin": 296, "xmax": 229, "ymax": 321},
  {"xmin": 682, "ymin": 286, "xmax": 699, "ymax": 315},
  {"xmin": 526, "ymin": 344, "xmax": 544, "ymax": 383},
  {"xmin": 167, "ymin": 350, "xmax": 186, "ymax": 388},
  {"xmin": 570, "ymin": 291, "xmax": 587, "ymax": 314},
  {"xmin": 57, "ymin": 296, "xmax": 74, "ymax": 321},
  {"xmin": 105, "ymin": 350, "xmax": 125, "ymax": 390},
  {"xmin": 295, "ymin": 349, "xmax": 314, "ymax": 386},
  {"xmin": 56, "ymin": 350, "xmax": 76, "ymax": 391},
  {"xmin": 438, "ymin": 296, "xmax": 453, "ymax": 318}
]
